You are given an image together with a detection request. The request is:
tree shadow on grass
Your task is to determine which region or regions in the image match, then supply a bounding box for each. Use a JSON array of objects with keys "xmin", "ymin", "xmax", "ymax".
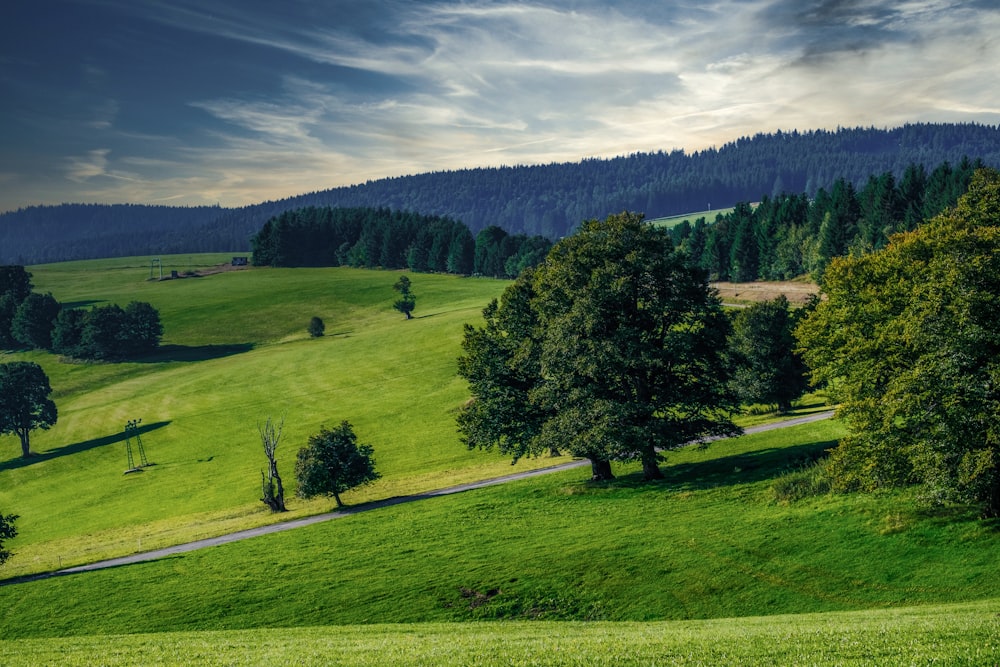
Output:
[
  {"xmin": 133, "ymin": 343, "xmax": 254, "ymax": 363},
  {"xmin": 0, "ymin": 421, "xmax": 171, "ymax": 473},
  {"xmin": 605, "ymin": 439, "xmax": 838, "ymax": 492},
  {"xmin": 60, "ymin": 299, "xmax": 105, "ymax": 310}
]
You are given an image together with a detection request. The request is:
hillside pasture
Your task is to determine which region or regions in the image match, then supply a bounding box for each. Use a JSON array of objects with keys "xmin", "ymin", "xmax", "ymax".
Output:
[{"xmin": 0, "ymin": 256, "xmax": 534, "ymax": 578}]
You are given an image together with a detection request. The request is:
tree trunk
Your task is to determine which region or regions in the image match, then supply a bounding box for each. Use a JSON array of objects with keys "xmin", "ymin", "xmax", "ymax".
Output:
[
  {"xmin": 641, "ymin": 453, "xmax": 664, "ymax": 481},
  {"xmin": 17, "ymin": 430, "xmax": 31, "ymax": 458},
  {"xmin": 333, "ymin": 491, "xmax": 344, "ymax": 508},
  {"xmin": 590, "ymin": 458, "xmax": 614, "ymax": 481}
]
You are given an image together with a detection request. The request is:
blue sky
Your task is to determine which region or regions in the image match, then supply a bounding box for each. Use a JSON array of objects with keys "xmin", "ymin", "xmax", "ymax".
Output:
[{"xmin": 2, "ymin": 0, "xmax": 999, "ymax": 213}]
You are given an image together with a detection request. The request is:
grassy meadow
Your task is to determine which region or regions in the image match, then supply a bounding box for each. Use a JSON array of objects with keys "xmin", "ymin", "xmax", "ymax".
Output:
[
  {"xmin": 1, "ymin": 254, "xmax": 998, "ymax": 664},
  {"xmin": 0, "ymin": 255, "xmax": 533, "ymax": 577}
]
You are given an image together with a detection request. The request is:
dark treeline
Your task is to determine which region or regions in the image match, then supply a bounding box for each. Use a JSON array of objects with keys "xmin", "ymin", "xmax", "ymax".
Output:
[
  {"xmin": 251, "ymin": 207, "xmax": 552, "ymax": 278},
  {"xmin": 3, "ymin": 123, "xmax": 1000, "ymax": 265},
  {"xmin": 674, "ymin": 158, "xmax": 981, "ymax": 282},
  {"xmin": 0, "ymin": 204, "xmax": 223, "ymax": 265}
]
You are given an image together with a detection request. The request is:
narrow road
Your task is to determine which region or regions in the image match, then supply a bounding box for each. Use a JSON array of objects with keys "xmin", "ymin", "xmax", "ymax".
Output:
[{"xmin": 10, "ymin": 410, "xmax": 834, "ymax": 584}]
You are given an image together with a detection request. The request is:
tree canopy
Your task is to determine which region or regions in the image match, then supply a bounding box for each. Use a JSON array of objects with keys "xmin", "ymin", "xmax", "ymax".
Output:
[
  {"xmin": 294, "ymin": 421, "xmax": 380, "ymax": 508},
  {"xmin": 0, "ymin": 361, "xmax": 57, "ymax": 458},
  {"xmin": 728, "ymin": 296, "xmax": 810, "ymax": 412},
  {"xmin": 796, "ymin": 167, "xmax": 1000, "ymax": 517},
  {"xmin": 458, "ymin": 211, "xmax": 740, "ymax": 481}
]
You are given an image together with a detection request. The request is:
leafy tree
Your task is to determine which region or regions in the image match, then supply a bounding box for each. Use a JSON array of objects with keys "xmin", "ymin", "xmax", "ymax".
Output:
[
  {"xmin": 392, "ymin": 275, "xmax": 416, "ymax": 319},
  {"xmin": 458, "ymin": 212, "xmax": 740, "ymax": 481},
  {"xmin": 121, "ymin": 301, "xmax": 163, "ymax": 356},
  {"xmin": 294, "ymin": 421, "xmax": 380, "ymax": 507},
  {"xmin": 729, "ymin": 296, "xmax": 809, "ymax": 412},
  {"xmin": 51, "ymin": 308, "xmax": 87, "ymax": 357},
  {"xmin": 258, "ymin": 416, "xmax": 287, "ymax": 512},
  {"xmin": 11, "ymin": 292, "xmax": 61, "ymax": 350},
  {"xmin": 0, "ymin": 293, "xmax": 21, "ymax": 349},
  {"xmin": 0, "ymin": 361, "xmax": 57, "ymax": 458},
  {"xmin": 0, "ymin": 266, "xmax": 32, "ymax": 303},
  {"xmin": 79, "ymin": 304, "xmax": 127, "ymax": 360},
  {"xmin": 308, "ymin": 316, "xmax": 325, "ymax": 338},
  {"xmin": 796, "ymin": 168, "xmax": 1000, "ymax": 517},
  {"xmin": 0, "ymin": 512, "xmax": 17, "ymax": 567}
]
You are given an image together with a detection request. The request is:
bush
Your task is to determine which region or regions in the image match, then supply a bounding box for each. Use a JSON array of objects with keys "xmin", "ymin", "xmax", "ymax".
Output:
[{"xmin": 308, "ymin": 316, "xmax": 325, "ymax": 338}]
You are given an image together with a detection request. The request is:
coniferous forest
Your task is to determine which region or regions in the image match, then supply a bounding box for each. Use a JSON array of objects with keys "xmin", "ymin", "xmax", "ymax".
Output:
[{"xmin": 2, "ymin": 123, "xmax": 999, "ymax": 267}]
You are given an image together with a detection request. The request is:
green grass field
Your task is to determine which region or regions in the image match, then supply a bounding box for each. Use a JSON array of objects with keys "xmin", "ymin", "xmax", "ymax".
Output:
[
  {"xmin": 1, "ymin": 254, "xmax": 997, "ymax": 664},
  {"xmin": 1, "ymin": 255, "xmax": 536, "ymax": 577},
  {"xmin": 647, "ymin": 207, "xmax": 736, "ymax": 229}
]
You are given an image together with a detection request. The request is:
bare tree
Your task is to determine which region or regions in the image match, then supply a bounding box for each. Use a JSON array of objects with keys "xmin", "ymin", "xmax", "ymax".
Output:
[{"xmin": 259, "ymin": 416, "xmax": 287, "ymax": 512}]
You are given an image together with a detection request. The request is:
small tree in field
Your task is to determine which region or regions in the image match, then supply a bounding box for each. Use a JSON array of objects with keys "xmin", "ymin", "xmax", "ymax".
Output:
[
  {"xmin": 258, "ymin": 416, "xmax": 287, "ymax": 512},
  {"xmin": 308, "ymin": 316, "xmax": 325, "ymax": 338},
  {"xmin": 0, "ymin": 513, "xmax": 17, "ymax": 567},
  {"xmin": 392, "ymin": 275, "xmax": 416, "ymax": 319},
  {"xmin": 0, "ymin": 361, "xmax": 57, "ymax": 458},
  {"xmin": 295, "ymin": 421, "xmax": 380, "ymax": 507}
]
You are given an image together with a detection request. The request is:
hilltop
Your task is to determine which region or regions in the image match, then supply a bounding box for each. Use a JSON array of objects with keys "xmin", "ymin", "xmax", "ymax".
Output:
[{"xmin": 3, "ymin": 123, "xmax": 1000, "ymax": 265}]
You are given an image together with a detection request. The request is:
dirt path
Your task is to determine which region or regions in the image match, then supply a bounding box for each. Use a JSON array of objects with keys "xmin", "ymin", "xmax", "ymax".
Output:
[{"xmin": 9, "ymin": 410, "xmax": 834, "ymax": 584}]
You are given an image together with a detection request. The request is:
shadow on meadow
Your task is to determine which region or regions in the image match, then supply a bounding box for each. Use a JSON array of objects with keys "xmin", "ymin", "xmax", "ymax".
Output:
[
  {"xmin": 601, "ymin": 439, "xmax": 839, "ymax": 492},
  {"xmin": 0, "ymin": 421, "xmax": 171, "ymax": 473},
  {"xmin": 135, "ymin": 343, "xmax": 254, "ymax": 363},
  {"xmin": 59, "ymin": 299, "xmax": 105, "ymax": 309}
]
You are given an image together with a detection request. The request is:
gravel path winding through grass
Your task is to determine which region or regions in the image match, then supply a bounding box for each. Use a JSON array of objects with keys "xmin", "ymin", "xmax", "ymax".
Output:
[{"xmin": 15, "ymin": 411, "xmax": 834, "ymax": 583}]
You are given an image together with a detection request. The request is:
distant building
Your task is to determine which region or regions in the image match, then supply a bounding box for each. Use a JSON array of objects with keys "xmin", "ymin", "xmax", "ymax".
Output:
[{"xmin": 232, "ymin": 257, "xmax": 249, "ymax": 266}]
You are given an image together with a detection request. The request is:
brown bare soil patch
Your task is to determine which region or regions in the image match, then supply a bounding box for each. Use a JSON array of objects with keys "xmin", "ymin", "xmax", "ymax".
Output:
[{"xmin": 712, "ymin": 280, "xmax": 819, "ymax": 306}]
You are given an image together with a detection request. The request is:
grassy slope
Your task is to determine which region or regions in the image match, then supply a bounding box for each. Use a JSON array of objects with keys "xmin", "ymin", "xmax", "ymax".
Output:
[
  {"xmin": 2, "ymin": 419, "xmax": 999, "ymax": 640},
  {"xmin": 1, "ymin": 601, "xmax": 998, "ymax": 666},
  {"xmin": 1, "ymin": 255, "xmax": 998, "ymax": 663},
  {"xmin": 0, "ymin": 255, "xmax": 533, "ymax": 577}
]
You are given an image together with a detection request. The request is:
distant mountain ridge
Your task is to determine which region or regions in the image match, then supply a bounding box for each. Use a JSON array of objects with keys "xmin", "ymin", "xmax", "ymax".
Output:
[{"xmin": 3, "ymin": 122, "xmax": 1000, "ymax": 265}]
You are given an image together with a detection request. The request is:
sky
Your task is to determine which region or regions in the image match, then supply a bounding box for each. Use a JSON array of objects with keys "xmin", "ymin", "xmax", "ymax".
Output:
[{"xmin": 2, "ymin": 0, "xmax": 999, "ymax": 213}]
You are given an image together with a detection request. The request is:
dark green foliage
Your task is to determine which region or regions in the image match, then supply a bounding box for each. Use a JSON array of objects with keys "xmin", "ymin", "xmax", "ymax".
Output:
[
  {"xmin": 294, "ymin": 421, "xmax": 380, "ymax": 508},
  {"xmin": 11, "ymin": 292, "xmax": 60, "ymax": 350},
  {"xmin": 251, "ymin": 206, "xmax": 477, "ymax": 276},
  {"xmin": 473, "ymin": 226, "xmax": 553, "ymax": 278},
  {"xmin": 50, "ymin": 301, "xmax": 162, "ymax": 361},
  {"xmin": 392, "ymin": 275, "xmax": 416, "ymax": 319},
  {"xmin": 0, "ymin": 361, "xmax": 57, "ymax": 458},
  {"xmin": 0, "ymin": 512, "xmax": 17, "ymax": 567},
  {"xmin": 0, "ymin": 266, "xmax": 32, "ymax": 302},
  {"xmin": 797, "ymin": 168, "xmax": 1000, "ymax": 517},
  {"xmin": 729, "ymin": 296, "xmax": 809, "ymax": 412},
  {"xmin": 308, "ymin": 316, "xmax": 325, "ymax": 338},
  {"xmin": 0, "ymin": 266, "xmax": 33, "ymax": 348},
  {"xmin": 683, "ymin": 158, "xmax": 979, "ymax": 282},
  {"xmin": 458, "ymin": 212, "xmax": 740, "ymax": 481}
]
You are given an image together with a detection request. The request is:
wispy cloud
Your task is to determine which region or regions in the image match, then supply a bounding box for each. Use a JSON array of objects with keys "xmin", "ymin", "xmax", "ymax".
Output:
[{"xmin": 3, "ymin": 0, "xmax": 1000, "ymax": 211}]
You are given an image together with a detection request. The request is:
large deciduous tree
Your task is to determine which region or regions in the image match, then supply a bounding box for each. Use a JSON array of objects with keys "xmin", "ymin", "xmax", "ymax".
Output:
[
  {"xmin": 458, "ymin": 211, "xmax": 740, "ymax": 481},
  {"xmin": 796, "ymin": 168, "xmax": 1000, "ymax": 517},
  {"xmin": 0, "ymin": 361, "xmax": 57, "ymax": 458},
  {"xmin": 294, "ymin": 421, "xmax": 380, "ymax": 508}
]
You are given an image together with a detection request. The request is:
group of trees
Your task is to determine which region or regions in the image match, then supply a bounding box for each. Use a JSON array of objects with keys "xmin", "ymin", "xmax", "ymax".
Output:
[
  {"xmin": 473, "ymin": 226, "xmax": 553, "ymax": 278},
  {"xmin": 251, "ymin": 206, "xmax": 555, "ymax": 279},
  {"xmin": 459, "ymin": 168, "xmax": 1000, "ymax": 520},
  {"xmin": 258, "ymin": 418, "xmax": 379, "ymax": 512},
  {"xmin": 251, "ymin": 207, "xmax": 476, "ymax": 274},
  {"xmin": 672, "ymin": 159, "xmax": 981, "ymax": 282},
  {"xmin": 0, "ymin": 265, "xmax": 163, "ymax": 360},
  {"xmin": 797, "ymin": 167, "xmax": 1000, "ymax": 518}
]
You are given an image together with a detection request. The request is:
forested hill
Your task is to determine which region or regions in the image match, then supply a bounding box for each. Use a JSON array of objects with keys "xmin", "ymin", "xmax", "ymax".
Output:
[{"xmin": 4, "ymin": 123, "xmax": 1000, "ymax": 265}]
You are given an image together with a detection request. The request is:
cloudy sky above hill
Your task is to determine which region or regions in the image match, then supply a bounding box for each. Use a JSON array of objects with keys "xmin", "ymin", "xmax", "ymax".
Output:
[{"xmin": 2, "ymin": 0, "xmax": 999, "ymax": 212}]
